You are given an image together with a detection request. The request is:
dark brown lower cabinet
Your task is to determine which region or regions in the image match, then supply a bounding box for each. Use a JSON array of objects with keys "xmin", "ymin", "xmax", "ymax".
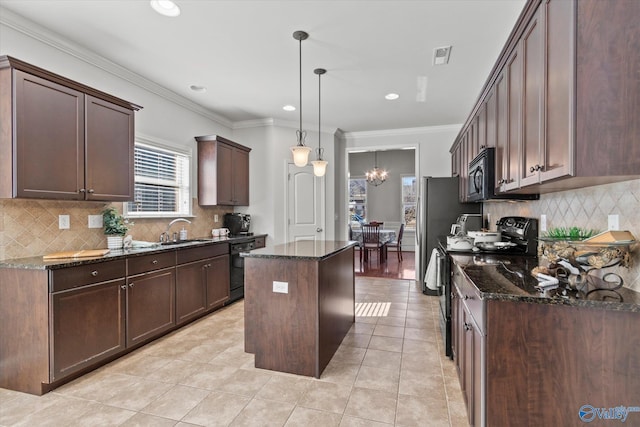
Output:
[
  {"xmin": 51, "ymin": 278, "xmax": 126, "ymax": 382},
  {"xmin": 176, "ymin": 245, "xmax": 230, "ymax": 325},
  {"xmin": 206, "ymin": 255, "xmax": 230, "ymax": 309},
  {"xmin": 176, "ymin": 260, "xmax": 208, "ymax": 324},
  {"xmin": 0, "ymin": 241, "xmax": 235, "ymax": 395},
  {"xmin": 126, "ymin": 268, "xmax": 175, "ymax": 347},
  {"xmin": 452, "ymin": 266, "xmax": 640, "ymax": 426}
]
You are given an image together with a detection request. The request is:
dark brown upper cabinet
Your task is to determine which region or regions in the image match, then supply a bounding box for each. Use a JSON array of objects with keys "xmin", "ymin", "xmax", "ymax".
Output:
[
  {"xmin": 451, "ymin": 0, "xmax": 640, "ymax": 195},
  {"xmin": 0, "ymin": 56, "xmax": 141, "ymax": 201},
  {"xmin": 195, "ymin": 135, "xmax": 251, "ymax": 206}
]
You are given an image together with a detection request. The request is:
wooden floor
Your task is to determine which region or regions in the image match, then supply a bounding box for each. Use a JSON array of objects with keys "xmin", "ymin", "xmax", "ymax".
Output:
[{"xmin": 354, "ymin": 249, "xmax": 416, "ymax": 280}]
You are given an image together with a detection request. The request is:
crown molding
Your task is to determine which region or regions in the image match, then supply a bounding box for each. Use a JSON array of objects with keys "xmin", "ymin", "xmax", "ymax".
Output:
[
  {"xmin": 0, "ymin": 6, "xmax": 233, "ymax": 128},
  {"xmin": 341, "ymin": 124, "xmax": 463, "ymax": 140}
]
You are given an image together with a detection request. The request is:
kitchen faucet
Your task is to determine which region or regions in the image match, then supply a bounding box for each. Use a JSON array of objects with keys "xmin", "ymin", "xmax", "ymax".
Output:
[{"xmin": 160, "ymin": 218, "xmax": 192, "ymax": 243}]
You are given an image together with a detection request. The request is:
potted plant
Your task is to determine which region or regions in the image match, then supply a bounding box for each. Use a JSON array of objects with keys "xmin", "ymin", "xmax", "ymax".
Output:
[{"xmin": 103, "ymin": 207, "xmax": 128, "ymax": 249}]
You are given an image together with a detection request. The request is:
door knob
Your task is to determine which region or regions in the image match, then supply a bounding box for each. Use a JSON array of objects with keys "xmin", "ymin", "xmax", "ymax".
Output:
[{"xmin": 316, "ymin": 228, "xmax": 323, "ymax": 232}]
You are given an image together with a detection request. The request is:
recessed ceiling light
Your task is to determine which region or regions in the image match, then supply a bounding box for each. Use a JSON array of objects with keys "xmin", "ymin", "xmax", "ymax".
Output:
[
  {"xmin": 385, "ymin": 93, "xmax": 400, "ymax": 100},
  {"xmin": 283, "ymin": 105, "xmax": 296, "ymax": 111},
  {"xmin": 150, "ymin": 0, "xmax": 181, "ymax": 17},
  {"xmin": 189, "ymin": 85, "xmax": 206, "ymax": 93}
]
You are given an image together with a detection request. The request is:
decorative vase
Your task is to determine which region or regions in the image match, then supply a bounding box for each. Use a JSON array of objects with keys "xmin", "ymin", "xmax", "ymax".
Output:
[{"xmin": 107, "ymin": 235, "xmax": 124, "ymax": 250}]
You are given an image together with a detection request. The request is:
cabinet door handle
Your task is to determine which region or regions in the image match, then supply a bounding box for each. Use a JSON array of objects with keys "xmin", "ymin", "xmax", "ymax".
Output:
[
  {"xmin": 536, "ymin": 164, "xmax": 543, "ymax": 171},
  {"xmin": 529, "ymin": 166, "xmax": 535, "ymax": 173},
  {"xmin": 129, "ymin": 283, "xmax": 134, "ymax": 287},
  {"xmin": 464, "ymin": 322, "xmax": 472, "ymax": 331},
  {"xmin": 316, "ymin": 228, "xmax": 323, "ymax": 232},
  {"xmin": 88, "ymin": 189, "xmax": 95, "ymax": 193},
  {"xmin": 463, "ymin": 295, "xmax": 470, "ymax": 300},
  {"xmin": 152, "ymin": 260, "xmax": 158, "ymax": 264},
  {"xmin": 79, "ymin": 188, "xmax": 86, "ymax": 193},
  {"xmin": 120, "ymin": 285, "xmax": 127, "ymax": 290},
  {"xmin": 91, "ymin": 271, "xmax": 98, "ymax": 277}
]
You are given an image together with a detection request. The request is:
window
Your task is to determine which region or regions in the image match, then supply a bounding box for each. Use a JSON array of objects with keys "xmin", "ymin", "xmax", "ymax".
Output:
[
  {"xmin": 401, "ymin": 175, "xmax": 416, "ymax": 229},
  {"xmin": 125, "ymin": 140, "xmax": 191, "ymax": 217},
  {"xmin": 348, "ymin": 178, "xmax": 367, "ymax": 223}
]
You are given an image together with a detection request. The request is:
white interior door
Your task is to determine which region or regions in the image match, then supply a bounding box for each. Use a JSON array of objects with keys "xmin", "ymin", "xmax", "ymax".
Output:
[{"xmin": 287, "ymin": 163, "xmax": 325, "ymax": 242}]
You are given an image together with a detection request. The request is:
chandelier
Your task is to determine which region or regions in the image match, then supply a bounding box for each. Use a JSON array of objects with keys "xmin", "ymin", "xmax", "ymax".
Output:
[
  {"xmin": 365, "ymin": 151, "xmax": 388, "ymax": 186},
  {"xmin": 290, "ymin": 30, "xmax": 312, "ymax": 167}
]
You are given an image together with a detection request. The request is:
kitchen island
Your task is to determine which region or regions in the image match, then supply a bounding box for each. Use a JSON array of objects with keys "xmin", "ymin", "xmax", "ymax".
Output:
[{"xmin": 242, "ymin": 240, "xmax": 357, "ymax": 378}]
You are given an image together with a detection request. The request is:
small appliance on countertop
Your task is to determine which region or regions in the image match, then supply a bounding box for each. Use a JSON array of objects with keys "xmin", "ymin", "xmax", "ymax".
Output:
[{"xmin": 224, "ymin": 213, "xmax": 251, "ymax": 237}]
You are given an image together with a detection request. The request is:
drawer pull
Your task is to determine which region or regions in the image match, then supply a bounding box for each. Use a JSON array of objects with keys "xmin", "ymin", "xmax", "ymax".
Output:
[
  {"xmin": 91, "ymin": 271, "xmax": 98, "ymax": 277},
  {"xmin": 152, "ymin": 260, "xmax": 158, "ymax": 264}
]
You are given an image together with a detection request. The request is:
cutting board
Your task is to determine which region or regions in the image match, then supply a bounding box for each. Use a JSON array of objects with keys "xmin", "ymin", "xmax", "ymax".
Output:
[{"xmin": 43, "ymin": 249, "xmax": 110, "ymax": 260}]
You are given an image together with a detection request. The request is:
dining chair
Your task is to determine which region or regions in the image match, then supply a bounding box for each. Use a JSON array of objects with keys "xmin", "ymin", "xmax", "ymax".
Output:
[
  {"xmin": 361, "ymin": 223, "xmax": 385, "ymax": 265},
  {"xmin": 385, "ymin": 223, "xmax": 405, "ymax": 261}
]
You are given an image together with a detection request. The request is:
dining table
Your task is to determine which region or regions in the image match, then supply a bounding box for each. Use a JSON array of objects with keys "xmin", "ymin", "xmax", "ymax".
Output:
[{"xmin": 350, "ymin": 228, "xmax": 397, "ymax": 262}]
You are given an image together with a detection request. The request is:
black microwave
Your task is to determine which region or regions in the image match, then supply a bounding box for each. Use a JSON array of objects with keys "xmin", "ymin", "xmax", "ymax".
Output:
[{"xmin": 467, "ymin": 147, "xmax": 538, "ymax": 202}]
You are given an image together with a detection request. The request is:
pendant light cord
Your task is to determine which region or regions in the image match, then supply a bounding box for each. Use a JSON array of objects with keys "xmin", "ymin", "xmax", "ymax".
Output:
[
  {"xmin": 318, "ymin": 70, "xmax": 321, "ymax": 153},
  {"xmin": 297, "ymin": 36, "xmax": 303, "ymax": 144}
]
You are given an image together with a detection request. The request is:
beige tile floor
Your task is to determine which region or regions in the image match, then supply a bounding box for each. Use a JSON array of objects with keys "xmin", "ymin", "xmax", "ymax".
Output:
[{"xmin": 0, "ymin": 277, "xmax": 469, "ymax": 427}]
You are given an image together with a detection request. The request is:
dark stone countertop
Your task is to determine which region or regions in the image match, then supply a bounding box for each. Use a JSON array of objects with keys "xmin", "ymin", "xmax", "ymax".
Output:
[
  {"xmin": 0, "ymin": 234, "xmax": 267, "ymax": 270},
  {"xmin": 242, "ymin": 240, "xmax": 357, "ymax": 261},
  {"xmin": 447, "ymin": 251, "xmax": 640, "ymax": 313}
]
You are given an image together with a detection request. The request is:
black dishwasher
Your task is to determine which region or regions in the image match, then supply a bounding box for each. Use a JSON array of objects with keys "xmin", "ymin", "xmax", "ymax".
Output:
[{"xmin": 228, "ymin": 239, "xmax": 255, "ymax": 304}]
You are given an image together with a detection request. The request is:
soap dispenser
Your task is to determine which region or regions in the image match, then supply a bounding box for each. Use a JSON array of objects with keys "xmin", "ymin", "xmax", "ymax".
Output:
[{"xmin": 179, "ymin": 227, "xmax": 188, "ymax": 241}]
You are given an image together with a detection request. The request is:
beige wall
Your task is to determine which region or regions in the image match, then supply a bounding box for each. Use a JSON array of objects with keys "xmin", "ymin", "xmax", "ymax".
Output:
[
  {"xmin": 0, "ymin": 199, "xmax": 231, "ymax": 260},
  {"xmin": 484, "ymin": 179, "xmax": 640, "ymax": 292}
]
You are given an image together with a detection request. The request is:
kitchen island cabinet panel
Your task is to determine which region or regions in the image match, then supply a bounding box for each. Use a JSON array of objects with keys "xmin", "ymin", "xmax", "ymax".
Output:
[
  {"xmin": 126, "ymin": 268, "xmax": 176, "ymax": 347},
  {"xmin": 244, "ymin": 241, "xmax": 356, "ymax": 378},
  {"xmin": 51, "ymin": 279, "xmax": 126, "ymax": 382}
]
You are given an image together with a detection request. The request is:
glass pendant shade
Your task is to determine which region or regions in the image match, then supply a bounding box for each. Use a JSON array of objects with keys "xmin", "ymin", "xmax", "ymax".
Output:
[
  {"xmin": 291, "ymin": 146, "xmax": 312, "ymax": 167},
  {"xmin": 312, "ymin": 157, "xmax": 328, "ymax": 176}
]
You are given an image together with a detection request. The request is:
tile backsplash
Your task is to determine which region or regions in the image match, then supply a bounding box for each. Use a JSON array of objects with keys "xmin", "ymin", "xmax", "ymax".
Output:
[
  {"xmin": 484, "ymin": 179, "xmax": 640, "ymax": 291},
  {"xmin": 0, "ymin": 199, "xmax": 231, "ymax": 260}
]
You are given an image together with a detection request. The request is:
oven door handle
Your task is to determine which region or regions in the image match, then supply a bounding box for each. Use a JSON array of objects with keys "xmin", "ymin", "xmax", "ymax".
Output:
[{"xmin": 435, "ymin": 249, "xmax": 446, "ymax": 289}]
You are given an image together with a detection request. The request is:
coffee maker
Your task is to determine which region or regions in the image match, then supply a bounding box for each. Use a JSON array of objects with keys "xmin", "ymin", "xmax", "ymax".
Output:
[{"xmin": 224, "ymin": 213, "xmax": 251, "ymax": 236}]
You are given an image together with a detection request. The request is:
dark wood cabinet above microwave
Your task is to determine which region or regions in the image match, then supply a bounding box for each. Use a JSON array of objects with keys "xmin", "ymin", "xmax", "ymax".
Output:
[
  {"xmin": 451, "ymin": 0, "xmax": 640, "ymax": 196},
  {"xmin": 0, "ymin": 56, "xmax": 142, "ymax": 201}
]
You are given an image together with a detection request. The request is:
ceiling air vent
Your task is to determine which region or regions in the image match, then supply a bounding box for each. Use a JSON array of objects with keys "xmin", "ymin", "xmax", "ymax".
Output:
[{"xmin": 433, "ymin": 46, "xmax": 452, "ymax": 65}]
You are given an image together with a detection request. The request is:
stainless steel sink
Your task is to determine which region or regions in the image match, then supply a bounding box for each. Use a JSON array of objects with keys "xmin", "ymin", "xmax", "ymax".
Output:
[{"xmin": 160, "ymin": 238, "xmax": 212, "ymax": 246}]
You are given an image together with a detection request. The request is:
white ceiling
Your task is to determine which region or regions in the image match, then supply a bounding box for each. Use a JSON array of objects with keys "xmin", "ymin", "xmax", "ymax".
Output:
[{"xmin": 0, "ymin": 0, "xmax": 526, "ymax": 133}]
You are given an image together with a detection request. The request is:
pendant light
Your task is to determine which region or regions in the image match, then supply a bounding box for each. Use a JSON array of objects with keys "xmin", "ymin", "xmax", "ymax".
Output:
[
  {"xmin": 290, "ymin": 30, "xmax": 312, "ymax": 167},
  {"xmin": 365, "ymin": 151, "xmax": 389, "ymax": 186},
  {"xmin": 311, "ymin": 68, "xmax": 328, "ymax": 177}
]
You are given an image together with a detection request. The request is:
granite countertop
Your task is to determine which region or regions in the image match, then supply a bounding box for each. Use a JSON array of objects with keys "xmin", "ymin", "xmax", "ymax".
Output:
[
  {"xmin": 242, "ymin": 240, "xmax": 357, "ymax": 261},
  {"xmin": 0, "ymin": 234, "xmax": 267, "ymax": 270},
  {"xmin": 448, "ymin": 251, "xmax": 640, "ymax": 313}
]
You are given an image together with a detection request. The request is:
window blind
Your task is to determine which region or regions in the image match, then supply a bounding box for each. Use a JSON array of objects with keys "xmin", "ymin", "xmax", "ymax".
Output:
[{"xmin": 126, "ymin": 142, "xmax": 191, "ymax": 216}]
